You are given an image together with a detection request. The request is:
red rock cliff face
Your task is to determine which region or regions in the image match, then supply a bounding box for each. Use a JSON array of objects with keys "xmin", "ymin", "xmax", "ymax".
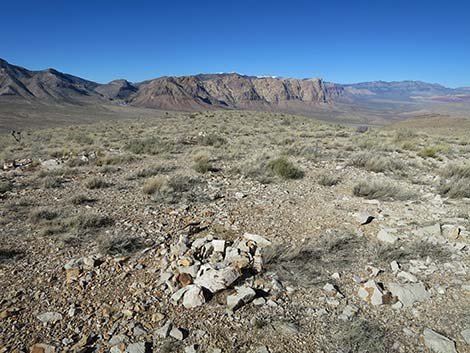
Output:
[{"xmin": 130, "ymin": 73, "xmax": 340, "ymax": 110}]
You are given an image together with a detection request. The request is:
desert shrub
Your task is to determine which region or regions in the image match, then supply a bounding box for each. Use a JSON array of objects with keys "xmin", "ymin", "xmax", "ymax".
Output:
[
  {"xmin": 418, "ymin": 146, "xmax": 439, "ymax": 158},
  {"xmin": 0, "ymin": 181, "xmax": 12, "ymax": 193},
  {"xmin": 267, "ymin": 157, "xmax": 304, "ymax": 179},
  {"xmin": 85, "ymin": 177, "xmax": 111, "ymax": 189},
  {"xmin": 264, "ymin": 232, "xmax": 366, "ymax": 287},
  {"xmin": 69, "ymin": 194, "xmax": 95, "ymax": 205},
  {"xmin": 143, "ymin": 176, "xmax": 167, "ymax": 195},
  {"xmin": 125, "ymin": 137, "xmax": 171, "ymax": 155},
  {"xmin": 66, "ymin": 158, "xmax": 88, "ymax": 167},
  {"xmin": 349, "ymin": 152, "xmax": 404, "ymax": 173},
  {"xmin": 96, "ymin": 154, "xmax": 134, "ymax": 166},
  {"xmin": 145, "ymin": 175, "xmax": 201, "ymax": 204},
  {"xmin": 438, "ymin": 178, "xmax": 470, "ymax": 198},
  {"xmin": 438, "ymin": 163, "xmax": 470, "ymax": 198},
  {"xmin": 38, "ymin": 167, "xmax": 79, "ymax": 178},
  {"xmin": 284, "ymin": 144, "xmax": 321, "ymax": 160},
  {"xmin": 441, "ymin": 163, "xmax": 470, "ymax": 179},
  {"xmin": 69, "ymin": 133, "xmax": 94, "ymax": 145},
  {"xmin": 353, "ymin": 180, "xmax": 415, "ymax": 201},
  {"xmin": 196, "ymin": 133, "xmax": 226, "ymax": 147},
  {"xmin": 192, "ymin": 152, "xmax": 216, "ymax": 173},
  {"xmin": 0, "ymin": 249, "xmax": 24, "ymax": 262},
  {"xmin": 29, "ymin": 208, "xmax": 58, "ymax": 224},
  {"xmin": 42, "ymin": 176, "xmax": 62, "ymax": 189},
  {"xmin": 318, "ymin": 174, "xmax": 340, "ymax": 186},
  {"xmin": 100, "ymin": 165, "xmax": 120, "ymax": 174},
  {"xmin": 335, "ymin": 319, "xmax": 393, "ymax": 353},
  {"xmin": 68, "ymin": 213, "xmax": 113, "ymax": 230},
  {"xmin": 374, "ymin": 240, "xmax": 451, "ymax": 264},
  {"xmin": 394, "ymin": 129, "xmax": 419, "ymax": 142},
  {"xmin": 131, "ymin": 164, "xmax": 172, "ymax": 179},
  {"xmin": 98, "ymin": 235, "xmax": 145, "ymax": 255}
]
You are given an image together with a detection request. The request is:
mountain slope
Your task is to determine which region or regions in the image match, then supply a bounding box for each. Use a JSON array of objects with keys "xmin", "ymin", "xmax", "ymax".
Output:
[
  {"xmin": 130, "ymin": 73, "xmax": 340, "ymax": 110},
  {"xmin": 1, "ymin": 57, "xmax": 469, "ymax": 127},
  {"xmin": 0, "ymin": 58, "xmax": 101, "ymax": 104}
]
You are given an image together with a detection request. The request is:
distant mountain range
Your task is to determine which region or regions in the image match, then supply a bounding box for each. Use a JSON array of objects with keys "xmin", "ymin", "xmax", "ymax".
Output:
[{"xmin": 1, "ymin": 57, "xmax": 469, "ymax": 125}]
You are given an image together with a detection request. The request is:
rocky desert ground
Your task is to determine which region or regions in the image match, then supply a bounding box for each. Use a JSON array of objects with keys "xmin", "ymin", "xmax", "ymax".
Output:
[{"xmin": 1, "ymin": 111, "xmax": 469, "ymax": 353}]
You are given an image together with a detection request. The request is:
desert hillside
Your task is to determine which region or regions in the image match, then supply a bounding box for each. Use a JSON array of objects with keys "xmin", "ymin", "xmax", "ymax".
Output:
[{"xmin": 1, "ymin": 111, "xmax": 469, "ymax": 352}]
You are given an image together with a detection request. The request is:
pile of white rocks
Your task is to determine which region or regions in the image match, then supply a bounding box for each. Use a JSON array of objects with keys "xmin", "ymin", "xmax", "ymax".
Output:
[{"xmin": 157, "ymin": 232, "xmax": 272, "ymax": 310}]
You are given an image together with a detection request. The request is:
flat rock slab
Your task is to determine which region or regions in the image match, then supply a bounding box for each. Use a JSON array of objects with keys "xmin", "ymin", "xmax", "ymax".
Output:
[
  {"xmin": 388, "ymin": 282, "xmax": 430, "ymax": 307},
  {"xmin": 227, "ymin": 286, "xmax": 256, "ymax": 310},
  {"xmin": 423, "ymin": 328, "xmax": 457, "ymax": 353},
  {"xmin": 243, "ymin": 233, "xmax": 272, "ymax": 247},
  {"xmin": 194, "ymin": 266, "xmax": 240, "ymax": 293},
  {"xmin": 37, "ymin": 312, "xmax": 62, "ymax": 324}
]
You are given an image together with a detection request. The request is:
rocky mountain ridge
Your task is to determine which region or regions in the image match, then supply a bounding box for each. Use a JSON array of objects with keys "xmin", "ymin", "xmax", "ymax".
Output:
[{"xmin": 1, "ymin": 58, "xmax": 469, "ymax": 114}]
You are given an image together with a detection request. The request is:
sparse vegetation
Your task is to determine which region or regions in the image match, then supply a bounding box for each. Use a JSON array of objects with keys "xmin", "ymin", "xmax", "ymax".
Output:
[
  {"xmin": 267, "ymin": 157, "xmax": 303, "ymax": 179},
  {"xmin": 42, "ymin": 176, "xmax": 62, "ymax": 188},
  {"xmin": 318, "ymin": 173, "xmax": 341, "ymax": 186},
  {"xmin": 143, "ymin": 176, "xmax": 167, "ymax": 195},
  {"xmin": 196, "ymin": 133, "xmax": 226, "ymax": 147},
  {"xmin": 130, "ymin": 164, "xmax": 171, "ymax": 179},
  {"xmin": 349, "ymin": 152, "xmax": 405, "ymax": 173},
  {"xmin": 335, "ymin": 319, "xmax": 393, "ymax": 353},
  {"xmin": 192, "ymin": 152, "xmax": 216, "ymax": 173},
  {"xmin": 0, "ymin": 180, "xmax": 12, "ymax": 193},
  {"xmin": 68, "ymin": 213, "xmax": 113, "ymax": 231},
  {"xmin": 69, "ymin": 194, "xmax": 95, "ymax": 205},
  {"xmin": 29, "ymin": 208, "xmax": 58, "ymax": 224},
  {"xmin": 438, "ymin": 163, "xmax": 470, "ymax": 198},
  {"xmin": 353, "ymin": 180, "xmax": 416, "ymax": 200},
  {"xmin": 125, "ymin": 137, "xmax": 171, "ymax": 155},
  {"xmin": 418, "ymin": 146, "xmax": 439, "ymax": 158},
  {"xmin": 85, "ymin": 177, "xmax": 111, "ymax": 189},
  {"xmin": 98, "ymin": 235, "xmax": 145, "ymax": 255}
]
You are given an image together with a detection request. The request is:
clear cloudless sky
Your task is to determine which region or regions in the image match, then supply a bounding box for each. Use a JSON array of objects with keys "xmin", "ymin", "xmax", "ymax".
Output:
[{"xmin": 1, "ymin": 0, "xmax": 469, "ymax": 87}]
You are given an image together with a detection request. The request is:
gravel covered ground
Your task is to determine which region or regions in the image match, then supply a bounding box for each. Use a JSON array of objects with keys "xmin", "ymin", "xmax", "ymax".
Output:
[{"xmin": 1, "ymin": 111, "xmax": 469, "ymax": 353}]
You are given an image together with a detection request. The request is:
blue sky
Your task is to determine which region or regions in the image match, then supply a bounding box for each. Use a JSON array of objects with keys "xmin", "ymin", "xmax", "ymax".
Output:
[{"xmin": 1, "ymin": 0, "xmax": 469, "ymax": 87}]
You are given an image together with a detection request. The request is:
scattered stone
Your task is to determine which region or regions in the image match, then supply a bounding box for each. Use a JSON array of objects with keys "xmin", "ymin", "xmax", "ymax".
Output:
[
  {"xmin": 126, "ymin": 342, "xmax": 149, "ymax": 353},
  {"xmin": 109, "ymin": 335, "xmax": 129, "ymax": 347},
  {"xmin": 253, "ymin": 297, "xmax": 266, "ymax": 306},
  {"xmin": 442, "ymin": 225, "xmax": 460, "ymax": 240},
  {"xmin": 358, "ymin": 280, "xmax": 390, "ymax": 306},
  {"xmin": 338, "ymin": 304, "xmax": 359, "ymax": 321},
  {"xmin": 390, "ymin": 261, "xmax": 400, "ymax": 273},
  {"xmin": 461, "ymin": 329, "xmax": 470, "ymax": 345},
  {"xmin": 331, "ymin": 272, "xmax": 341, "ymax": 280},
  {"xmin": 389, "ymin": 282, "xmax": 430, "ymax": 307},
  {"xmin": 194, "ymin": 266, "xmax": 240, "ymax": 293},
  {"xmin": 184, "ymin": 344, "xmax": 198, "ymax": 353},
  {"xmin": 423, "ymin": 328, "xmax": 457, "ymax": 353},
  {"xmin": 397, "ymin": 271, "xmax": 418, "ymax": 283},
  {"xmin": 155, "ymin": 321, "xmax": 172, "ymax": 338},
  {"xmin": 36, "ymin": 312, "xmax": 62, "ymax": 324},
  {"xmin": 133, "ymin": 324, "xmax": 148, "ymax": 337},
  {"xmin": 227, "ymin": 286, "xmax": 256, "ymax": 310},
  {"xmin": 41, "ymin": 159, "xmax": 61, "ymax": 170},
  {"xmin": 182, "ymin": 285, "xmax": 206, "ymax": 309},
  {"xmin": 212, "ymin": 239, "xmax": 226, "ymax": 253},
  {"xmin": 243, "ymin": 233, "xmax": 271, "ymax": 247},
  {"xmin": 366, "ymin": 265, "xmax": 382, "ymax": 277},
  {"xmin": 170, "ymin": 327, "xmax": 186, "ymax": 341},
  {"xmin": 421, "ymin": 224, "xmax": 442, "ymax": 237},
  {"xmin": 30, "ymin": 344, "xmax": 55, "ymax": 353},
  {"xmin": 258, "ymin": 346, "xmax": 270, "ymax": 353},
  {"xmin": 176, "ymin": 272, "xmax": 193, "ymax": 287},
  {"xmin": 377, "ymin": 228, "xmax": 398, "ymax": 244},
  {"xmin": 356, "ymin": 213, "xmax": 375, "ymax": 225}
]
